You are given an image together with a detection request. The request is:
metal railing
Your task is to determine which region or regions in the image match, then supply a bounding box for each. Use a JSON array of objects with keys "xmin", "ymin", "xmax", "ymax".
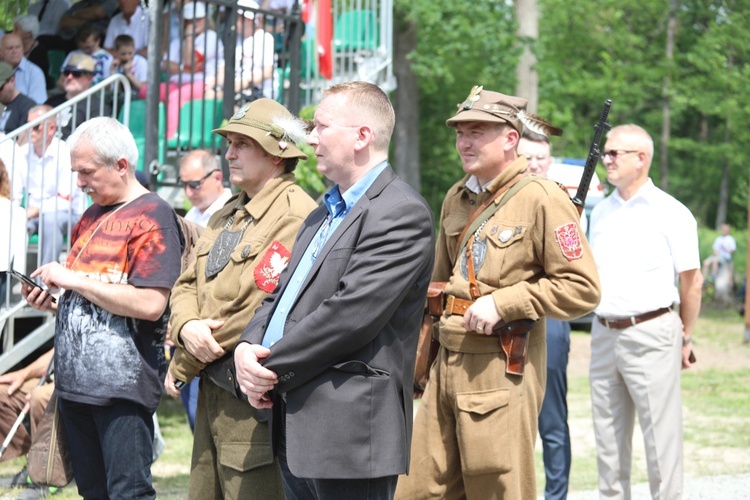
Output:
[{"xmin": 0, "ymin": 74, "xmax": 131, "ymax": 373}]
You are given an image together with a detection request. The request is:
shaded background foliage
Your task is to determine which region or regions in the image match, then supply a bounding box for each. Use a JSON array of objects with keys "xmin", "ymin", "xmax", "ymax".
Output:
[{"xmin": 395, "ymin": 0, "xmax": 750, "ymax": 231}]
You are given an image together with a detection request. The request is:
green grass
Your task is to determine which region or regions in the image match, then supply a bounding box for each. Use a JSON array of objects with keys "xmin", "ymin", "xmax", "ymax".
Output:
[
  {"xmin": 2, "ymin": 309, "xmax": 748, "ymax": 498},
  {"xmin": 536, "ymin": 309, "xmax": 750, "ymax": 494}
]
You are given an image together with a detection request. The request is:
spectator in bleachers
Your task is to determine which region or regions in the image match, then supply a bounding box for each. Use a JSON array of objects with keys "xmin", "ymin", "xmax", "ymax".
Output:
[
  {"xmin": 161, "ymin": 2, "xmax": 224, "ymax": 140},
  {"xmin": 58, "ymin": 0, "xmax": 118, "ymax": 46},
  {"xmin": 12, "ymin": 105, "xmax": 85, "ymax": 266},
  {"xmin": 27, "ymin": 0, "xmax": 71, "ymax": 37},
  {"xmin": 0, "ymin": 62, "xmax": 37, "ymax": 135},
  {"xmin": 111, "ymin": 34, "xmax": 147, "ymax": 98},
  {"xmin": 13, "ymin": 15, "xmax": 53, "ymax": 93},
  {"xmin": 236, "ymin": 0, "xmax": 276, "ymax": 100},
  {"xmin": 1, "ymin": 33, "xmax": 47, "ymax": 105},
  {"xmin": 0, "ymin": 157, "xmax": 27, "ymax": 302},
  {"xmin": 46, "ymin": 53, "xmax": 110, "ymax": 138},
  {"xmin": 61, "ymin": 23, "xmax": 112, "ymax": 86},
  {"xmin": 103, "ymin": 0, "xmax": 150, "ymax": 56}
]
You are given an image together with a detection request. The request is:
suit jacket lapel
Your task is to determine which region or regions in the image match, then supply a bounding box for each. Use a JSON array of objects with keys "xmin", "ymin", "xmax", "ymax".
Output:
[{"xmin": 297, "ymin": 166, "xmax": 397, "ymax": 293}]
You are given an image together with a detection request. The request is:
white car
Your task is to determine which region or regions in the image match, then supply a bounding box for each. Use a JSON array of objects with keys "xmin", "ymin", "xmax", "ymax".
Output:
[{"xmin": 546, "ymin": 158, "xmax": 605, "ymax": 212}]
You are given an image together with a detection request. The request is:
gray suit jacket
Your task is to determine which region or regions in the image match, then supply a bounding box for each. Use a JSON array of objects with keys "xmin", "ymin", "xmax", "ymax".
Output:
[{"xmin": 239, "ymin": 166, "xmax": 435, "ymax": 479}]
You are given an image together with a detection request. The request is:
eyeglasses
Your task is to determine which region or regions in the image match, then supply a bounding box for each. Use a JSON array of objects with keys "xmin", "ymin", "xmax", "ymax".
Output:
[
  {"xmin": 601, "ymin": 150, "xmax": 638, "ymax": 162},
  {"xmin": 180, "ymin": 169, "xmax": 218, "ymax": 190},
  {"xmin": 63, "ymin": 70, "xmax": 86, "ymax": 78}
]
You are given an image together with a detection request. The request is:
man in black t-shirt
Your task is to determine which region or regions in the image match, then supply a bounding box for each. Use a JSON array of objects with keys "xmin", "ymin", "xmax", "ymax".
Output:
[
  {"xmin": 0, "ymin": 62, "xmax": 36, "ymax": 134},
  {"xmin": 21, "ymin": 117, "xmax": 182, "ymax": 500}
]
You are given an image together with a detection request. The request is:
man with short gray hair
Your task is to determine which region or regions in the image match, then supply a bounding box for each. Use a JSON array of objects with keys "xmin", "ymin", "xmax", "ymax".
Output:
[
  {"xmin": 21, "ymin": 116, "xmax": 183, "ymax": 500},
  {"xmin": 179, "ymin": 149, "xmax": 232, "ymax": 227}
]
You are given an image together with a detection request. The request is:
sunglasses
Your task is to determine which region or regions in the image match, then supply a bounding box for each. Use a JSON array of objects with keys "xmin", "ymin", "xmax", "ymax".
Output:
[
  {"xmin": 179, "ymin": 169, "xmax": 218, "ymax": 190},
  {"xmin": 63, "ymin": 70, "xmax": 87, "ymax": 78},
  {"xmin": 601, "ymin": 150, "xmax": 638, "ymax": 162}
]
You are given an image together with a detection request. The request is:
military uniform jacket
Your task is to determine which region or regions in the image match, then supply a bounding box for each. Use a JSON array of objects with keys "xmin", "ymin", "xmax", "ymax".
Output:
[
  {"xmin": 434, "ymin": 157, "xmax": 601, "ymax": 353},
  {"xmin": 169, "ymin": 174, "xmax": 317, "ymax": 382}
]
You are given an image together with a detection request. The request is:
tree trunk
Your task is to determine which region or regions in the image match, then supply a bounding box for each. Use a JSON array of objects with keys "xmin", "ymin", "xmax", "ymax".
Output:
[
  {"xmin": 514, "ymin": 0, "xmax": 538, "ymax": 112},
  {"xmin": 715, "ymin": 111, "xmax": 731, "ymax": 228},
  {"xmin": 715, "ymin": 53, "xmax": 733, "ymax": 228},
  {"xmin": 659, "ymin": 0, "xmax": 678, "ymax": 191},
  {"xmin": 392, "ymin": 15, "xmax": 420, "ymax": 191}
]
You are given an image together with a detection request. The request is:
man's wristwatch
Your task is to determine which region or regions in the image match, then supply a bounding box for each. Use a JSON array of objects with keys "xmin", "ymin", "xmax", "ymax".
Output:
[
  {"xmin": 682, "ymin": 335, "xmax": 693, "ymax": 346},
  {"xmin": 174, "ymin": 379, "xmax": 187, "ymax": 390}
]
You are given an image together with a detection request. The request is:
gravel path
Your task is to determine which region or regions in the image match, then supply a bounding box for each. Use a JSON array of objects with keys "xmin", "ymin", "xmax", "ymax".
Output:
[{"xmin": 562, "ymin": 474, "xmax": 750, "ymax": 499}]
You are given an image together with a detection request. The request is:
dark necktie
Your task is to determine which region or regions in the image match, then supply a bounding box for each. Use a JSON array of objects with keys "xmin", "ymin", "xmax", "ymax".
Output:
[{"xmin": 37, "ymin": 0, "xmax": 51, "ymax": 21}]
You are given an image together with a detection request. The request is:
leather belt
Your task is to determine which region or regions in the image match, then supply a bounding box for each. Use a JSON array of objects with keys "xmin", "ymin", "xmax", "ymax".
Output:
[
  {"xmin": 597, "ymin": 307, "xmax": 672, "ymax": 330},
  {"xmin": 444, "ymin": 295, "xmax": 473, "ymax": 316}
]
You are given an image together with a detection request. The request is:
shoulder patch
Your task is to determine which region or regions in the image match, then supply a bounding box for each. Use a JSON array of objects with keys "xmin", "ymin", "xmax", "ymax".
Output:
[
  {"xmin": 555, "ymin": 222, "xmax": 583, "ymax": 261},
  {"xmin": 254, "ymin": 241, "xmax": 292, "ymax": 293}
]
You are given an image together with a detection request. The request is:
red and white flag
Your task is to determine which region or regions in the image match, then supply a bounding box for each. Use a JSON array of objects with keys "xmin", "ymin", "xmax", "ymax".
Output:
[{"xmin": 317, "ymin": 0, "xmax": 333, "ymax": 79}]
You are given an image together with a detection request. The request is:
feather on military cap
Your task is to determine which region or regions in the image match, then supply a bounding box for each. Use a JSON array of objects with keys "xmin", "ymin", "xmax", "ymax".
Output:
[
  {"xmin": 213, "ymin": 98, "xmax": 308, "ymax": 159},
  {"xmin": 446, "ymin": 86, "xmax": 529, "ymax": 133}
]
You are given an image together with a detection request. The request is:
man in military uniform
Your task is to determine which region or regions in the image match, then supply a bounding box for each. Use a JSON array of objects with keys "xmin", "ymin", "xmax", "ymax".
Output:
[
  {"xmin": 165, "ymin": 98, "xmax": 317, "ymax": 500},
  {"xmin": 395, "ymin": 87, "xmax": 601, "ymax": 499}
]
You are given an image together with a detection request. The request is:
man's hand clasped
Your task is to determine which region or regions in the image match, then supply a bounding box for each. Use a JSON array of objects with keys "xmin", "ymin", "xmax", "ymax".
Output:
[{"xmin": 234, "ymin": 343, "xmax": 277, "ymax": 409}]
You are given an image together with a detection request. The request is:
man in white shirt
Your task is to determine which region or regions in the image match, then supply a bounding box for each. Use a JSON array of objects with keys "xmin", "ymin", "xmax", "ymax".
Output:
[
  {"xmin": 103, "ymin": 0, "xmax": 150, "ymax": 55},
  {"xmin": 12, "ymin": 105, "xmax": 85, "ymax": 265},
  {"xmin": 588, "ymin": 124, "xmax": 702, "ymax": 500},
  {"xmin": 236, "ymin": 0, "xmax": 276, "ymax": 99},
  {"xmin": 1, "ymin": 33, "xmax": 46, "ymax": 105},
  {"xmin": 702, "ymin": 223, "xmax": 736, "ymax": 280},
  {"xmin": 179, "ymin": 149, "xmax": 232, "ymax": 228}
]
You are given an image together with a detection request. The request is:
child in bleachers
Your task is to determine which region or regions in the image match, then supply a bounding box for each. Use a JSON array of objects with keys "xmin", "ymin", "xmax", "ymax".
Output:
[{"xmin": 111, "ymin": 34, "xmax": 147, "ymax": 99}]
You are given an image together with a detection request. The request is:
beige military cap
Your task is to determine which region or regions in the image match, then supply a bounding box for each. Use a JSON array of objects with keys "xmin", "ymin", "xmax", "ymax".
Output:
[
  {"xmin": 214, "ymin": 98, "xmax": 308, "ymax": 160},
  {"xmin": 446, "ymin": 85, "xmax": 529, "ymax": 133}
]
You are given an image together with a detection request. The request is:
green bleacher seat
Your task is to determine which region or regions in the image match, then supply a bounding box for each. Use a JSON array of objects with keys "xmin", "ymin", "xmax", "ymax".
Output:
[
  {"xmin": 334, "ymin": 10, "xmax": 379, "ymax": 52},
  {"xmin": 117, "ymin": 100, "xmax": 166, "ymax": 172},
  {"xmin": 166, "ymin": 99, "xmax": 223, "ymax": 150}
]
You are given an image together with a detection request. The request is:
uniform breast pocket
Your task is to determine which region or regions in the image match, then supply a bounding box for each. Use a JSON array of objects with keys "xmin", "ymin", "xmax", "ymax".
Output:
[{"xmin": 481, "ymin": 223, "xmax": 528, "ymax": 280}]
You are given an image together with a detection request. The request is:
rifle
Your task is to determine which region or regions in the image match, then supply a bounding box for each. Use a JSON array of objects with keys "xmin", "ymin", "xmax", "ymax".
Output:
[{"xmin": 571, "ymin": 99, "xmax": 612, "ymax": 216}]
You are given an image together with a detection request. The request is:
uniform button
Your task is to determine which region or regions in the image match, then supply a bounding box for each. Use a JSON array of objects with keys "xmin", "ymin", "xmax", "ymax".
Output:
[
  {"xmin": 469, "ymin": 199, "xmax": 475, "ymax": 205},
  {"xmin": 280, "ymin": 307, "xmax": 285, "ymax": 313},
  {"xmin": 297, "ymin": 276, "xmax": 301, "ymax": 282}
]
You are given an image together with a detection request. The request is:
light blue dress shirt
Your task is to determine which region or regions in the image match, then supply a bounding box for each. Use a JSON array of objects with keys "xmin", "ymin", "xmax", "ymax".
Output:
[
  {"xmin": 14, "ymin": 58, "xmax": 47, "ymax": 105},
  {"xmin": 262, "ymin": 161, "xmax": 389, "ymax": 347}
]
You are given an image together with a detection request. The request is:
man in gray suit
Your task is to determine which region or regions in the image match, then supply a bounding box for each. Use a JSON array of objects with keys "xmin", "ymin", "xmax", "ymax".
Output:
[{"xmin": 234, "ymin": 81, "xmax": 435, "ymax": 499}]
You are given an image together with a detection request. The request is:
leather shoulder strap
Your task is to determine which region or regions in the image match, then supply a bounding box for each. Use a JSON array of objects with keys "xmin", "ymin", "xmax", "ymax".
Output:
[{"xmin": 456, "ymin": 175, "xmax": 535, "ymax": 261}]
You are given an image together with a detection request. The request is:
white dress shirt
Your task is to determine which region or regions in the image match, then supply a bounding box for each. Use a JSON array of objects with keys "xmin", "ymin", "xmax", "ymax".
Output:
[
  {"xmin": 11, "ymin": 137, "xmax": 85, "ymax": 215},
  {"xmin": 589, "ymin": 179, "xmax": 700, "ymax": 317},
  {"xmin": 103, "ymin": 6, "xmax": 150, "ymax": 52},
  {"xmin": 184, "ymin": 188, "xmax": 233, "ymax": 227}
]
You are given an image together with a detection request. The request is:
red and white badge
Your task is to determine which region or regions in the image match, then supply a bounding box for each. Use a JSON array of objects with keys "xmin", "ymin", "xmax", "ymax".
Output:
[
  {"xmin": 554, "ymin": 223, "xmax": 583, "ymax": 261},
  {"xmin": 254, "ymin": 241, "xmax": 291, "ymax": 292}
]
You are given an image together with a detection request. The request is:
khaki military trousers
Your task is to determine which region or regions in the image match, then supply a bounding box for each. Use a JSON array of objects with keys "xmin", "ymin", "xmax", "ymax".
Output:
[
  {"xmin": 395, "ymin": 334, "xmax": 546, "ymax": 500},
  {"xmin": 590, "ymin": 311, "xmax": 684, "ymax": 500},
  {"xmin": 188, "ymin": 378, "xmax": 283, "ymax": 500}
]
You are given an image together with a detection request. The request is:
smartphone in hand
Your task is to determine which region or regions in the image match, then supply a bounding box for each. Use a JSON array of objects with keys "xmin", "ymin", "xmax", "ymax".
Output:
[{"xmin": 8, "ymin": 269, "xmax": 57, "ymax": 303}]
